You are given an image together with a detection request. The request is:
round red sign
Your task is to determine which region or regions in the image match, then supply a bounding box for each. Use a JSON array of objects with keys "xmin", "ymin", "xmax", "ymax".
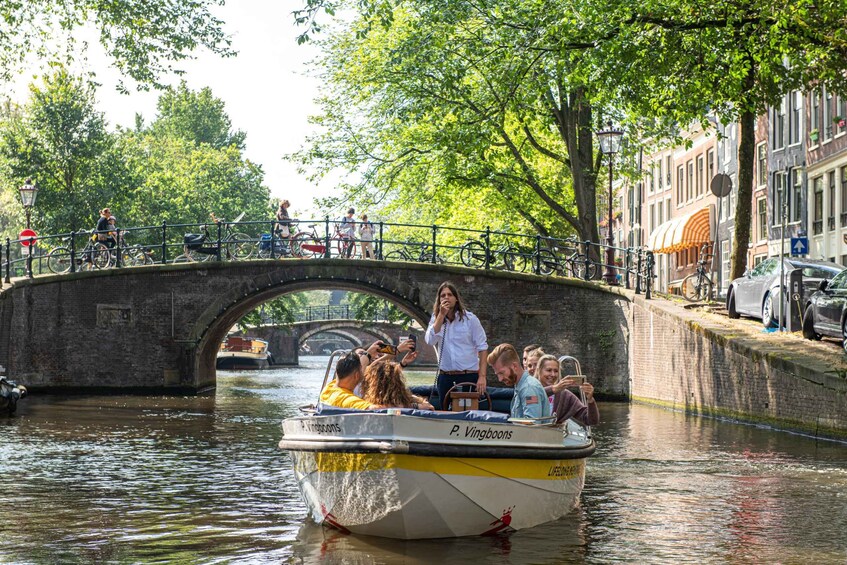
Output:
[{"xmin": 19, "ymin": 228, "xmax": 37, "ymax": 247}]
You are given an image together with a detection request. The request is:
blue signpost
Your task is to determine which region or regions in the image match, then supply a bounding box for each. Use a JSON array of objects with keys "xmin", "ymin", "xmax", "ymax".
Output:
[{"xmin": 790, "ymin": 237, "xmax": 808, "ymax": 257}]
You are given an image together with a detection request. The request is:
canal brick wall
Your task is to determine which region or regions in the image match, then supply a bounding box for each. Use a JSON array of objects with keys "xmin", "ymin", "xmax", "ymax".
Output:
[{"xmin": 629, "ymin": 295, "xmax": 847, "ymax": 440}]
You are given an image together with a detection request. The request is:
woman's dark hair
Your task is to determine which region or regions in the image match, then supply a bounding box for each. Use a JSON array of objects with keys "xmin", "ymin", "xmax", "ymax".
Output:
[
  {"xmin": 432, "ymin": 281, "xmax": 467, "ymax": 320},
  {"xmin": 335, "ymin": 351, "xmax": 362, "ymax": 380},
  {"xmin": 361, "ymin": 362, "xmax": 415, "ymax": 408}
]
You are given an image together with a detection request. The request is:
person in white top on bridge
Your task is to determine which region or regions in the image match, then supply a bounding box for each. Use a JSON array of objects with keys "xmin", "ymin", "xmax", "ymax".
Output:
[{"xmin": 424, "ymin": 281, "xmax": 489, "ymax": 407}]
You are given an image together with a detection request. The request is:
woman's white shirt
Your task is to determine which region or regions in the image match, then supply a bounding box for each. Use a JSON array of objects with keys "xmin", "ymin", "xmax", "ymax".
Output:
[{"xmin": 424, "ymin": 311, "xmax": 488, "ymax": 371}]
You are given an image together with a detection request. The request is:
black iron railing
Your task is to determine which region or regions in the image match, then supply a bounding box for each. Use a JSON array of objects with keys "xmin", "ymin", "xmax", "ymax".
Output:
[{"xmin": 1, "ymin": 218, "xmax": 655, "ymax": 298}]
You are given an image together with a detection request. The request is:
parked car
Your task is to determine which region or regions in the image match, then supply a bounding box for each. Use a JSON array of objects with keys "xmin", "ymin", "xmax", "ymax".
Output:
[
  {"xmin": 802, "ymin": 270, "xmax": 847, "ymax": 352},
  {"xmin": 726, "ymin": 257, "xmax": 845, "ymax": 327}
]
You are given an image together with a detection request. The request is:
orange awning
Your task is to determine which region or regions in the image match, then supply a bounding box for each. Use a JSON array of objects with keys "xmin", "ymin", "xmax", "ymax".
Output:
[{"xmin": 647, "ymin": 205, "xmax": 714, "ymax": 254}]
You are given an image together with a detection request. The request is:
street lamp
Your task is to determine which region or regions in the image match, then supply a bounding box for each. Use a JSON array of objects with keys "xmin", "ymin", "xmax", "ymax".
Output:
[
  {"xmin": 19, "ymin": 178, "xmax": 38, "ymax": 229},
  {"xmin": 19, "ymin": 178, "xmax": 38, "ymax": 278},
  {"xmin": 596, "ymin": 122, "xmax": 624, "ymax": 284}
]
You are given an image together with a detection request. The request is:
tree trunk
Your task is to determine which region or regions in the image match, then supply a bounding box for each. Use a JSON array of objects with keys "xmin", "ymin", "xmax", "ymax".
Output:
[
  {"xmin": 561, "ymin": 86, "xmax": 600, "ymax": 249},
  {"xmin": 730, "ymin": 70, "xmax": 757, "ymax": 281}
]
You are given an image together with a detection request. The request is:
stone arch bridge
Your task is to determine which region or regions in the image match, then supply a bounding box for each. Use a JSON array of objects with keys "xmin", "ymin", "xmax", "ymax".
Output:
[{"xmin": 0, "ymin": 259, "xmax": 630, "ymax": 394}]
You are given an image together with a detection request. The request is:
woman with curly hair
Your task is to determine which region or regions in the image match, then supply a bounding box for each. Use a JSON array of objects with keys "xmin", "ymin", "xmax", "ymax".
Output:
[{"xmin": 361, "ymin": 361, "xmax": 433, "ymax": 410}]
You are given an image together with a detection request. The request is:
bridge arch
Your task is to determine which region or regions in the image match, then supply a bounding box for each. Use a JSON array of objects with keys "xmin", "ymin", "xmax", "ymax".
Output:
[
  {"xmin": 297, "ymin": 322, "xmax": 394, "ymax": 347},
  {"xmin": 191, "ymin": 275, "xmax": 431, "ymax": 387},
  {"xmin": 304, "ymin": 329, "xmax": 363, "ymax": 349}
]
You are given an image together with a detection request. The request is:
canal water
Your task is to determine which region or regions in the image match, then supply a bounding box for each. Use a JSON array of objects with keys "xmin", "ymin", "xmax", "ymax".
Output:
[{"xmin": 2, "ymin": 356, "xmax": 846, "ymax": 564}]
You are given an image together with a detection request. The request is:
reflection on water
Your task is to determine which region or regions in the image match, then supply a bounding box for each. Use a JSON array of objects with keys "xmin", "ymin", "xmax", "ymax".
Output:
[{"xmin": 2, "ymin": 356, "xmax": 846, "ymax": 564}]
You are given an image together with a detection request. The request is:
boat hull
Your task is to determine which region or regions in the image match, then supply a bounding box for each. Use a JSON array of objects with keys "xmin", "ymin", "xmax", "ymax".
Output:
[
  {"xmin": 290, "ymin": 450, "xmax": 585, "ymax": 539},
  {"xmin": 215, "ymin": 355, "xmax": 270, "ymax": 370},
  {"xmin": 281, "ymin": 412, "xmax": 593, "ymax": 539}
]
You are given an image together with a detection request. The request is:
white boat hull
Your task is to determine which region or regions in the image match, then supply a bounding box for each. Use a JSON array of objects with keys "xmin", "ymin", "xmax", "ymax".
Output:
[{"xmin": 281, "ymin": 412, "xmax": 593, "ymax": 539}]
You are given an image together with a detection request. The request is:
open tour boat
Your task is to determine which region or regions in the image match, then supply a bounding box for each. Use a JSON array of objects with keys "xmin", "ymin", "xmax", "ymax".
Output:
[
  {"xmin": 279, "ymin": 351, "xmax": 595, "ymax": 539},
  {"xmin": 216, "ymin": 336, "xmax": 271, "ymax": 370}
]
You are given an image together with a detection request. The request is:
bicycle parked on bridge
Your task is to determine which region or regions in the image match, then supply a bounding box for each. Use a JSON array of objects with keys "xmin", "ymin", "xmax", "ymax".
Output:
[
  {"xmin": 459, "ymin": 235, "xmax": 526, "ymax": 272},
  {"xmin": 680, "ymin": 244, "xmax": 714, "ymax": 302},
  {"xmin": 534, "ymin": 240, "xmax": 597, "ymax": 279},
  {"xmin": 291, "ymin": 223, "xmax": 358, "ymax": 259},
  {"xmin": 173, "ymin": 213, "xmax": 253, "ymax": 263},
  {"xmin": 384, "ymin": 240, "xmax": 444, "ymax": 264}
]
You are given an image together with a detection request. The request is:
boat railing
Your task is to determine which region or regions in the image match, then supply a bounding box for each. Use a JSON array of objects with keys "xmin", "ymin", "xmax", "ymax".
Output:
[
  {"xmin": 557, "ymin": 355, "xmax": 591, "ymax": 439},
  {"xmin": 318, "ymin": 349, "xmax": 350, "ymax": 403}
]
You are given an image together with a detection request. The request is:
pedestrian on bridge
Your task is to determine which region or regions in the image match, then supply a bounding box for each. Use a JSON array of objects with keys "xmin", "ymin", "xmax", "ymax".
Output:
[
  {"xmin": 424, "ymin": 281, "xmax": 489, "ymax": 406},
  {"xmin": 359, "ymin": 214, "xmax": 375, "ymax": 259}
]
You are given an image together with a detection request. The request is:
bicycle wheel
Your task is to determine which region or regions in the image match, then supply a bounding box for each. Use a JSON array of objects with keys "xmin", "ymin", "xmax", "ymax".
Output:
[
  {"xmin": 384, "ymin": 250, "xmax": 408, "ymax": 262},
  {"xmin": 459, "ymin": 240, "xmax": 486, "ymax": 268},
  {"xmin": 293, "ymin": 234, "xmax": 321, "ymax": 258},
  {"xmin": 47, "ymin": 247, "xmax": 72, "ymax": 274},
  {"xmin": 535, "ymin": 249, "xmax": 559, "ymax": 276},
  {"xmin": 681, "ymin": 273, "xmax": 711, "ymax": 302},
  {"xmin": 91, "ymin": 244, "xmax": 112, "ymax": 269},
  {"xmin": 503, "ymin": 246, "xmax": 527, "ymax": 272},
  {"xmin": 571, "ymin": 255, "xmax": 596, "ymax": 280},
  {"xmin": 172, "ymin": 253, "xmax": 194, "ymax": 264},
  {"xmin": 226, "ymin": 233, "xmax": 253, "ymax": 260}
]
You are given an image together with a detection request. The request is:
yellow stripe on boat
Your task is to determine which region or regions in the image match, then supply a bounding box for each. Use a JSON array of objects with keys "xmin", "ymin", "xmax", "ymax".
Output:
[{"xmin": 300, "ymin": 452, "xmax": 585, "ymax": 481}]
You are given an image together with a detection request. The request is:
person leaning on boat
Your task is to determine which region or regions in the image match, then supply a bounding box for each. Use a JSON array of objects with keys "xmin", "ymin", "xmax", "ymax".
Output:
[
  {"xmin": 535, "ymin": 354, "xmax": 599, "ymax": 426},
  {"xmin": 424, "ymin": 281, "xmax": 489, "ymax": 405},
  {"xmin": 487, "ymin": 343, "xmax": 551, "ymax": 419}
]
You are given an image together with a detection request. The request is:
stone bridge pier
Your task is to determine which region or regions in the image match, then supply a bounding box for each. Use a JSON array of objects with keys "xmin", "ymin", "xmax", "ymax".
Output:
[{"xmin": 0, "ymin": 259, "xmax": 630, "ymax": 394}]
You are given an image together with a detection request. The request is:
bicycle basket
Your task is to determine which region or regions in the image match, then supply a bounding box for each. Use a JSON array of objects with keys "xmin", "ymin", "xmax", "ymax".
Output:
[
  {"xmin": 260, "ymin": 233, "xmax": 272, "ymax": 251},
  {"xmin": 183, "ymin": 234, "xmax": 205, "ymax": 250}
]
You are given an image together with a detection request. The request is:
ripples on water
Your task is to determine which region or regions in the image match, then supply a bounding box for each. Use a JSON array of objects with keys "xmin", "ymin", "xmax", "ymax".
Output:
[{"xmin": 2, "ymin": 356, "xmax": 846, "ymax": 564}]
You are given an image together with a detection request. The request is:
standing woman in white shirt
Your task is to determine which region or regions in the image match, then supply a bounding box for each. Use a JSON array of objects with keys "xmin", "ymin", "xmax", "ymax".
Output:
[{"xmin": 424, "ymin": 281, "xmax": 489, "ymax": 407}]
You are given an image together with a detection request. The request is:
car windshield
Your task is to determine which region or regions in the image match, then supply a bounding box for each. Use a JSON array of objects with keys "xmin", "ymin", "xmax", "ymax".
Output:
[{"xmin": 787, "ymin": 262, "xmax": 843, "ymax": 279}]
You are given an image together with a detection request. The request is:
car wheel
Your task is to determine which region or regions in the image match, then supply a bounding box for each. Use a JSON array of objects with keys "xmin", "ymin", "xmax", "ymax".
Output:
[
  {"xmin": 727, "ymin": 290, "xmax": 740, "ymax": 319},
  {"xmin": 762, "ymin": 292, "xmax": 778, "ymax": 328},
  {"xmin": 802, "ymin": 305, "xmax": 821, "ymax": 340}
]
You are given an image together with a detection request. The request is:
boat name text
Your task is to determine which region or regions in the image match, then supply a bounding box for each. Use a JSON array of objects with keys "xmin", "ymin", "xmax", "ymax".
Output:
[
  {"xmin": 449, "ymin": 424, "xmax": 513, "ymax": 441},
  {"xmin": 547, "ymin": 462, "xmax": 580, "ymax": 478},
  {"xmin": 300, "ymin": 421, "xmax": 342, "ymax": 434}
]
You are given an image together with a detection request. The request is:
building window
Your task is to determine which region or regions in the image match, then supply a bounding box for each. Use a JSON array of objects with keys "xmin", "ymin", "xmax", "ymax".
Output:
[
  {"xmin": 811, "ymin": 90, "xmax": 821, "ymax": 140},
  {"xmin": 658, "ymin": 198, "xmax": 663, "ymax": 225},
  {"xmin": 753, "ymin": 254, "xmax": 766, "ymax": 267},
  {"xmin": 824, "ymin": 88, "xmax": 833, "ymax": 140},
  {"xmin": 677, "ymin": 165, "xmax": 684, "ymax": 205},
  {"xmin": 666, "ymin": 198, "xmax": 671, "ymax": 225},
  {"xmin": 790, "ymin": 168, "xmax": 803, "ymax": 223},
  {"xmin": 666, "ymin": 156, "xmax": 672, "ymax": 186},
  {"xmin": 813, "ymin": 176, "xmax": 824, "ymax": 235},
  {"xmin": 756, "ymin": 143, "xmax": 767, "ymax": 187},
  {"xmin": 657, "ymin": 159, "xmax": 663, "ymax": 190},
  {"xmin": 687, "ymin": 160, "xmax": 694, "ymax": 201},
  {"xmin": 789, "ymin": 90, "xmax": 802, "ymax": 145},
  {"xmin": 707, "ymin": 149, "xmax": 715, "ymax": 183},
  {"xmin": 838, "ymin": 94, "xmax": 847, "ymax": 135},
  {"xmin": 649, "ymin": 203, "xmax": 655, "ymax": 233},
  {"xmin": 697, "ymin": 155, "xmax": 705, "ymax": 197},
  {"xmin": 829, "ymin": 170, "xmax": 836, "ymax": 231},
  {"xmin": 773, "ymin": 172, "xmax": 785, "ymax": 226},
  {"xmin": 757, "ymin": 197, "xmax": 767, "ymax": 242},
  {"xmin": 773, "ymin": 99, "xmax": 786, "ymax": 150},
  {"xmin": 841, "ymin": 166, "xmax": 847, "ymax": 227}
]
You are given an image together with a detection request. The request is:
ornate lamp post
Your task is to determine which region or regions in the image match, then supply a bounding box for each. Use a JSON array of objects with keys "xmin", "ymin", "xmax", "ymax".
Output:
[
  {"xmin": 596, "ymin": 122, "xmax": 624, "ymax": 284},
  {"xmin": 19, "ymin": 178, "xmax": 38, "ymax": 278},
  {"xmin": 19, "ymin": 178, "xmax": 38, "ymax": 229}
]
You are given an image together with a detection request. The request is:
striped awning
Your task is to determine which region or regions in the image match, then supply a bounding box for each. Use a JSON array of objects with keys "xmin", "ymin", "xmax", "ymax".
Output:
[{"xmin": 647, "ymin": 205, "xmax": 714, "ymax": 254}]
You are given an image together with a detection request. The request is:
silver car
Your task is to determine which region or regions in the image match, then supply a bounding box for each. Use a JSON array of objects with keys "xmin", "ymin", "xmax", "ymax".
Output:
[{"xmin": 726, "ymin": 257, "xmax": 844, "ymax": 327}]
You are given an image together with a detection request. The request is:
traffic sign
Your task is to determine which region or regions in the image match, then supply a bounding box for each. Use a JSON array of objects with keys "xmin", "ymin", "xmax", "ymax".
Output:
[
  {"xmin": 19, "ymin": 228, "xmax": 37, "ymax": 247},
  {"xmin": 790, "ymin": 237, "xmax": 808, "ymax": 256}
]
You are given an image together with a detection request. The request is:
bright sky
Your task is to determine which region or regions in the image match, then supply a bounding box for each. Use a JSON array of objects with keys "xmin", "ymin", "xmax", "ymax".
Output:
[{"xmin": 12, "ymin": 0, "xmax": 337, "ymax": 218}]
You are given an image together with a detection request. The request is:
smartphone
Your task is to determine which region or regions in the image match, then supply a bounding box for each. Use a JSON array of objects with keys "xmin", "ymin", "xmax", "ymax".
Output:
[
  {"xmin": 399, "ymin": 335, "xmax": 417, "ymax": 352},
  {"xmin": 377, "ymin": 343, "xmax": 398, "ymax": 355}
]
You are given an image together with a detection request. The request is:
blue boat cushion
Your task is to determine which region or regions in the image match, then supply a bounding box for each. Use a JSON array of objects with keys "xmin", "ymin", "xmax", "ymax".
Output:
[{"xmin": 316, "ymin": 404, "xmax": 510, "ymax": 423}]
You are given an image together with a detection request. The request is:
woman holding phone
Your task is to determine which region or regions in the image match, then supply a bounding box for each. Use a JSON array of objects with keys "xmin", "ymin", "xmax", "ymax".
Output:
[{"xmin": 424, "ymin": 281, "xmax": 489, "ymax": 407}]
